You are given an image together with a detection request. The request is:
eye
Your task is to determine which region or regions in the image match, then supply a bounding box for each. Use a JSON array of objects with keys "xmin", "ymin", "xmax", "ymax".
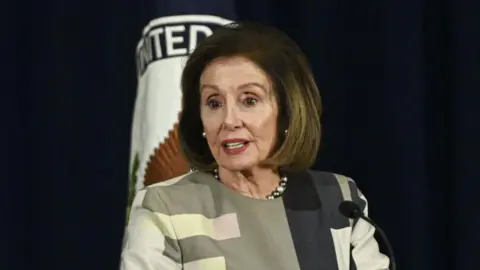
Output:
[
  {"xmin": 207, "ymin": 99, "xmax": 222, "ymax": 109},
  {"xmin": 244, "ymin": 97, "xmax": 258, "ymax": 107}
]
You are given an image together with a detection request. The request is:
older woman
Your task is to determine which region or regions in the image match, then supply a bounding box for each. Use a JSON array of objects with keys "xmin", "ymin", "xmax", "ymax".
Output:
[{"xmin": 121, "ymin": 22, "xmax": 390, "ymax": 270}]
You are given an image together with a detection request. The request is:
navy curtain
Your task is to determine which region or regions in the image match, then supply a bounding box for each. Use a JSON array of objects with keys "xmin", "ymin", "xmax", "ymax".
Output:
[{"xmin": 3, "ymin": 0, "xmax": 479, "ymax": 269}]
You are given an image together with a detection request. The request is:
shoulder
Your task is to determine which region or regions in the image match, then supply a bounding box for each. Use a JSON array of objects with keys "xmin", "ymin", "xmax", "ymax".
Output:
[
  {"xmin": 303, "ymin": 170, "xmax": 367, "ymax": 211},
  {"xmin": 129, "ymin": 171, "xmax": 215, "ymax": 216},
  {"xmin": 290, "ymin": 169, "xmax": 358, "ymax": 192},
  {"xmin": 306, "ymin": 170, "xmax": 356, "ymax": 187}
]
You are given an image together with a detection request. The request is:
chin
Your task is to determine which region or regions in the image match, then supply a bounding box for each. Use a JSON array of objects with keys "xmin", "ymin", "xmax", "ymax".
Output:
[{"xmin": 219, "ymin": 159, "xmax": 258, "ymax": 172}]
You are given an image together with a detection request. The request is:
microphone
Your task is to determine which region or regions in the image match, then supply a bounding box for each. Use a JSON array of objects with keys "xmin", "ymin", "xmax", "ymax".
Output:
[{"xmin": 339, "ymin": 201, "xmax": 396, "ymax": 270}]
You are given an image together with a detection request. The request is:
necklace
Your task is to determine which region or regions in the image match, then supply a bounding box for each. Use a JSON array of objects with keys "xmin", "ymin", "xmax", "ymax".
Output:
[{"xmin": 212, "ymin": 168, "xmax": 288, "ymax": 200}]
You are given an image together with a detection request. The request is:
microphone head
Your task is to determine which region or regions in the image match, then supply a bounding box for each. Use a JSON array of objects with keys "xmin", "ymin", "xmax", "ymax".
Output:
[{"xmin": 339, "ymin": 201, "xmax": 362, "ymax": 219}]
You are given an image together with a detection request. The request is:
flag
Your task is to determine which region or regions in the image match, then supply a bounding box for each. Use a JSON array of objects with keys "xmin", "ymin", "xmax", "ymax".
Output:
[{"xmin": 128, "ymin": 1, "xmax": 236, "ymax": 205}]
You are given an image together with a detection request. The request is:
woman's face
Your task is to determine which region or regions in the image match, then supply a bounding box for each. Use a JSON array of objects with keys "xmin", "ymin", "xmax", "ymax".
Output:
[{"xmin": 200, "ymin": 56, "xmax": 279, "ymax": 171}]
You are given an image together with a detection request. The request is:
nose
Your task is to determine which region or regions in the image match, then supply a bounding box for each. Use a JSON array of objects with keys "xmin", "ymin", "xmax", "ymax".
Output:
[{"xmin": 223, "ymin": 103, "xmax": 242, "ymax": 130}]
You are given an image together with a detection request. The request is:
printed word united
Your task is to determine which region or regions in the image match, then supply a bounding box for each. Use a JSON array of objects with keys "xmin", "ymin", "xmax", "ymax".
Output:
[{"xmin": 136, "ymin": 22, "xmax": 220, "ymax": 76}]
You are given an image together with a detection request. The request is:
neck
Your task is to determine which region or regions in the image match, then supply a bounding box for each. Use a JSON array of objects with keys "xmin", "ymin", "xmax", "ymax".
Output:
[{"xmin": 218, "ymin": 166, "xmax": 280, "ymax": 199}]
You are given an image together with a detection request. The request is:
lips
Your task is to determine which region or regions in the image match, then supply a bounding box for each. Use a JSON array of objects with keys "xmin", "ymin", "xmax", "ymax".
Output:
[
  {"xmin": 221, "ymin": 139, "xmax": 250, "ymax": 154},
  {"xmin": 222, "ymin": 138, "xmax": 248, "ymax": 146},
  {"xmin": 224, "ymin": 142, "xmax": 247, "ymax": 149}
]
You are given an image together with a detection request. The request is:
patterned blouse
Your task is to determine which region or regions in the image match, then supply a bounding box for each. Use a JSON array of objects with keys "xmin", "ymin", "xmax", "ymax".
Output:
[{"xmin": 121, "ymin": 170, "xmax": 390, "ymax": 270}]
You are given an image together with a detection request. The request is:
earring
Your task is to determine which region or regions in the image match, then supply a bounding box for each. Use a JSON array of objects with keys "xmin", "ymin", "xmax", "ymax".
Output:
[
  {"xmin": 284, "ymin": 129, "xmax": 288, "ymax": 134},
  {"xmin": 202, "ymin": 132, "xmax": 206, "ymax": 137}
]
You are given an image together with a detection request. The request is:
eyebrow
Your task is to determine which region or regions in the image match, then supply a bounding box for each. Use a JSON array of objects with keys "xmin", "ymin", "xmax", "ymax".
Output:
[{"xmin": 200, "ymin": 82, "xmax": 267, "ymax": 92}]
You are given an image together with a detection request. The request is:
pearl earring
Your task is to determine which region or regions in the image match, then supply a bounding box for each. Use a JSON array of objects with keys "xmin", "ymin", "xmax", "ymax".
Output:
[
  {"xmin": 202, "ymin": 132, "xmax": 206, "ymax": 137},
  {"xmin": 284, "ymin": 129, "xmax": 288, "ymax": 134}
]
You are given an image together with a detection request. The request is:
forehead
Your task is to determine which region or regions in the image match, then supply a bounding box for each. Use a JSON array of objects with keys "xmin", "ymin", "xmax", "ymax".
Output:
[{"xmin": 200, "ymin": 56, "xmax": 271, "ymax": 89}]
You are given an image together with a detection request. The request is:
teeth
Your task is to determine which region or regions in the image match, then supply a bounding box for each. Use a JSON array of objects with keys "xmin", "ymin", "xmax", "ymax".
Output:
[{"xmin": 225, "ymin": 142, "xmax": 245, "ymax": 149}]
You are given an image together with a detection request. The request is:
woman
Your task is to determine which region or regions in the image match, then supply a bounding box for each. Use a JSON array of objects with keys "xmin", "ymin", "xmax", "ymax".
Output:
[{"xmin": 121, "ymin": 22, "xmax": 390, "ymax": 270}]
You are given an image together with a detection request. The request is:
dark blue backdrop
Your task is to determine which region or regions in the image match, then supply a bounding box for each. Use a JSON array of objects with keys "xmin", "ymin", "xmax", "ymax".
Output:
[{"xmin": 3, "ymin": 0, "xmax": 479, "ymax": 269}]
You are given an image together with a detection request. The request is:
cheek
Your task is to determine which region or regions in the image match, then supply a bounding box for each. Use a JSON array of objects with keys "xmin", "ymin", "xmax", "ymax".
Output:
[
  {"xmin": 249, "ymin": 110, "xmax": 278, "ymax": 142},
  {"xmin": 201, "ymin": 110, "xmax": 222, "ymax": 144},
  {"xmin": 264, "ymin": 118, "xmax": 278, "ymax": 143}
]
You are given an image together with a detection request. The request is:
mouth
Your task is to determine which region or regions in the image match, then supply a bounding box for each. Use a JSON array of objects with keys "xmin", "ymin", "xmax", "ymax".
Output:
[
  {"xmin": 221, "ymin": 139, "xmax": 250, "ymax": 154},
  {"xmin": 223, "ymin": 141, "xmax": 249, "ymax": 149}
]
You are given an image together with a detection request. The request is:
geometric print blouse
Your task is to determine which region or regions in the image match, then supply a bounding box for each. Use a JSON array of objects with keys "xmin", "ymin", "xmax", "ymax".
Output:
[{"xmin": 121, "ymin": 170, "xmax": 390, "ymax": 270}]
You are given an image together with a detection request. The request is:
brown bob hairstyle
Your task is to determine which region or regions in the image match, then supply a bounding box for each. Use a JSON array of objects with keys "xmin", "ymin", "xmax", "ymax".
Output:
[{"xmin": 178, "ymin": 21, "xmax": 322, "ymax": 172}]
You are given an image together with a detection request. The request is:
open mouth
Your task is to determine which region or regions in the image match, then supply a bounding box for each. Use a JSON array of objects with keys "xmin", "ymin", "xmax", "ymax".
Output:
[
  {"xmin": 223, "ymin": 141, "xmax": 249, "ymax": 149},
  {"xmin": 221, "ymin": 139, "xmax": 250, "ymax": 154}
]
